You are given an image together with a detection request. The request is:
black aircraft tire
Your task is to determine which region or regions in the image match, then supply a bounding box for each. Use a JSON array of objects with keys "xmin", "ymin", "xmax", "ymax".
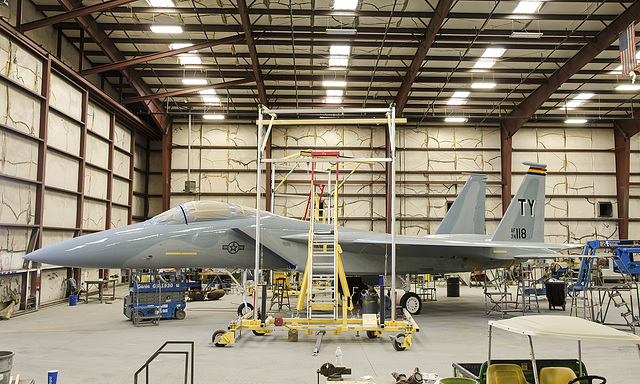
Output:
[
  {"xmin": 237, "ymin": 303, "xmax": 254, "ymax": 316},
  {"xmin": 400, "ymin": 292, "xmax": 422, "ymax": 315},
  {"xmin": 212, "ymin": 330, "xmax": 226, "ymax": 347}
]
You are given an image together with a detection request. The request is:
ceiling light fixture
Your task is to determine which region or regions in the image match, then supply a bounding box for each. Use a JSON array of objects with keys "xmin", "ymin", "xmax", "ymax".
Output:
[
  {"xmin": 513, "ymin": 1, "xmax": 542, "ymax": 14},
  {"xmin": 151, "ymin": 25, "xmax": 183, "ymax": 33},
  {"xmin": 202, "ymin": 96, "xmax": 221, "ymax": 104},
  {"xmin": 203, "ymin": 114, "xmax": 225, "ymax": 120},
  {"xmin": 330, "ymin": 46, "xmax": 351, "ymax": 56},
  {"xmin": 510, "ymin": 31, "xmax": 543, "ymax": 39},
  {"xmin": 575, "ymin": 93, "xmax": 594, "ymax": 100},
  {"xmin": 565, "ymin": 100, "xmax": 583, "ymax": 108},
  {"xmin": 445, "ymin": 117, "xmax": 468, "ymax": 123},
  {"xmin": 329, "ymin": 58, "xmax": 349, "ymax": 67},
  {"xmin": 326, "ymin": 28, "xmax": 357, "ymax": 35},
  {"xmin": 147, "ymin": 0, "xmax": 174, "ymax": 7},
  {"xmin": 482, "ymin": 48, "xmax": 506, "ymax": 58},
  {"xmin": 452, "ymin": 91, "xmax": 470, "ymax": 98},
  {"xmin": 473, "ymin": 60, "xmax": 496, "ymax": 69},
  {"xmin": 177, "ymin": 55, "xmax": 202, "ymax": 65},
  {"xmin": 199, "ymin": 89, "xmax": 217, "ymax": 95},
  {"xmin": 322, "ymin": 81, "xmax": 347, "ymax": 87},
  {"xmin": 616, "ymin": 84, "xmax": 640, "ymax": 91},
  {"xmin": 169, "ymin": 43, "xmax": 193, "ymax": 50},
  {"xmin": 447, "ymin": 99, "xmax": 467, "ymax": 106},
  {"xmin": 324, "ymin": 97, "xmax": 342, "ymax": 103},
  {"xmin": 333, "ymin": 0, "xmax": 358, "ymax": 10},
  {"xmin": 565, "ymin": 119, "xmax": 587, "ymax": 124},
  {"xmin": 182, "ymin": 78, "xmax": 207, "ymax": 85},
  {"xmin": 471, "ymin": 82, "xmax": 497, "ymax": 89},
  {"xmin": 326, "ymin": 89, "xmax": 344, "ymax": 96}
]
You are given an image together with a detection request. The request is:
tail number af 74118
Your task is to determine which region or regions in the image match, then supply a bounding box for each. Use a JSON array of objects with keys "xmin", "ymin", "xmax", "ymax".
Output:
[{"xmin": 511, "ymin": 227, "xmax": 527, "ymax": 239}]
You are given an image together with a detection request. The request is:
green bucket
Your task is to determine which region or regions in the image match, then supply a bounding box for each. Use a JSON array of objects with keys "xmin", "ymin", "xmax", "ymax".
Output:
[{"xmin": 439, "ymin": 378, "xmax": 477, "ymax": 384}]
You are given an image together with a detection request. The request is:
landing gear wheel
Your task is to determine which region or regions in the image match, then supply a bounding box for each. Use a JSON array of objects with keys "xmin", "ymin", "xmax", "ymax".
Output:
[
  {"xmin": 366, "ymin": 331, "xmax": 378, "ymax": 339},
  {"xmin": 237, "ymin": 303, "xmax": 254, "ymax": 316},
  {"xmin": 400, "ymin": 292, "xmax": 422, "ymax": 315},
  {"xmin": 212, "ymin": 330, "xmax": 226, "ymax": 347},
  {"xmin": 175, "ymin": 309, "xmax": 186, "ymax": 320},
  {"xmin": 252, "ymin": 330, "xmax": 266, "ymax": 336},
  {"xmin": 568, "ymin": 376, "xmax": 606, "ymax": 384},
  {"xmin": 392, "ymin": 333, "xmax": 407, "ymax": 351}
]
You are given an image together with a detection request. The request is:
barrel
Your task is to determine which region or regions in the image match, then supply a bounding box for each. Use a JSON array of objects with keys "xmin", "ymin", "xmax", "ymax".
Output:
[
  {"xmin": 447, "ymin": 276, "xmax": 460, "ymax": 297},
  {"xmin": 0, "ymin": 351, "xmax": 14, "ymax": 384},
  {"xmin": 362, "ymin": 294, "xmax": 379, "ymax": 314},
  {"xmin": 69, "ymin": 294, "xmax": 78, "ymax": 306}
]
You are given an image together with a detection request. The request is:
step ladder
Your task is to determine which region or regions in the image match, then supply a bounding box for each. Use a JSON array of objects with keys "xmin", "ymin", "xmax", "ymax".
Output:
[
  {"xmin": 296, "ymin": 151, "xmax": 352, "ymax": 320},
  {"xmin": 515, "ymin": 264, "xmax": 542, "ymax": 314},
  {"xmin": 569, "ymin": 255, "xmax": 596, "ymax": 320},
  {"xmin": 484, "ymin": 268, "xmax": 519, "ymax": 317},
  {"xmin": 269, "ymin": 277, "xmax": 291, "ymax": 311},
  {"xmin": 608, "ymin": 289, "xmax": 640, "ymax": 333}
]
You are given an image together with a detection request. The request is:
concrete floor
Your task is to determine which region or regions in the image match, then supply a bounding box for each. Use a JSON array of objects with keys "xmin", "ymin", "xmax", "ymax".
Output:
[{"xmin": 3, "ymin": 283, "xmax": 640, "ymax": 384}]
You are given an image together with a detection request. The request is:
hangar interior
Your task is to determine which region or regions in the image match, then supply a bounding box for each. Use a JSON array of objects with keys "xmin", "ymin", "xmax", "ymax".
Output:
[{"xmin": 2, "ymin": 0, "xmax": 640, "ymax": 383}]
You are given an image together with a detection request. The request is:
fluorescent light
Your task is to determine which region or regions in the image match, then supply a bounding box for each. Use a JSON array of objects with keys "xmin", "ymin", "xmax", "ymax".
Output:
[
  {"xmin": 513, "ymin": 1, "xmax": 542, "ymax": 14},
  {"xmin": 330, "ymin": 46, "xmax": 351, "ymax": 56},
  {"xmin": 565, "ymin": 119, "xmax": 587, "ymax": 124},
  {"xmin": 202, "ymin": 96, "xmax": 221, "ymax": 104},
  {"xmin": 471, "ymin": 82, "xmax": 496, "ymax": 89},
  {"xmin": 575, "ymin": 93, "xmax": 594, "ymax": 100},
  {"xmin": 473, "ymin": 60, "xmax": 496, "ymax": 69},
  {"xmin": 326, "ymin": 28, "xmax": 357, "ymax": 35},
  {"xmin": 199, "ymin": 89, "xmax": 217, "ymax": 95},
  {"xmin": 565, "ymin": 100, "xmax": 582, "ymax": 108},
  {"xmin": 329, "ymin": 58, "xmax": 349, "ymax": 67},
  {"xmin": 445, "ymin": 117, "xmax": 468, "ymax": 123},
  {"xmin": 203, "ymin": 114, "xmax": 225, "ymax": 120},
  {"xmin": 177, "ymin": 55, "xmax": 201, "ymax": 65},
  {"xmin": 616, "ymin": 84, "xmax": 640, "ymax": 91},
  {"xmin": 182, "ymin": 78, "xmax": 207, "ymax": 85},
  {"xmin": 322, "ymin": 81, "xmax": 347, "ymax": 87},
  {"xmin": 326, "ymin": 89, "xmax": 344, "ymax": 97},
  {"xmin": 447, "ymin": 99, "xmax": 467, "ymax": 105},
  {"xmin": 452, "ymin": 91, "xmax": 470, "ymax": 98},
  {"xmin": 151, "ymin": 25, "xmax": 183, "ymax": 33},
  {"xmin": 324, "ymin": 97, "xmax": 342, "ymax": 103},
  {"xmin": 510, "ymin": 31, "xmax": 543, "ymax": 39},
  {"xmin": 169, "ymin": 43, "xmax": 193, "ymax": 50},
  {"xmin": 333, "ymin": 0, "xmax": 358, "ymax": 10},
  {"xmin": 482, "ymin": 48, "xmax": 506, "ymax": 58},
  {"xmin": 147, "ymin": 0, "xmax": 174, "ymax": 7}
]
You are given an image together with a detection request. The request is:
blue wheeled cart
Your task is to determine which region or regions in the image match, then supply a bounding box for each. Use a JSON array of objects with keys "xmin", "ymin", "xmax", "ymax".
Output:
[{"xmin": 124, "ymin": 270, "xmax": 188, "ymax": 326}]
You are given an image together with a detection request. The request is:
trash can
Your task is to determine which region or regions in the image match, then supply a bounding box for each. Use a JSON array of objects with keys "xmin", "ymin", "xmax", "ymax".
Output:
[
  {"xmin": 447, "ymin": 276, "xmax": 460, "ymax": 297},
  {"xmin": 69, "ymin": 294, "xmax": 78, "ymax": 306},
  {"xmin": 0, "ymin": 351, "xmax": 14, "ymax": 384},
  {"xmin": 545, "ymin": 279, "xmax": 567, "ymax": 310},
  {"xmin": 362, "ymin": 293, "xmax": 379, "ymax": 314}
]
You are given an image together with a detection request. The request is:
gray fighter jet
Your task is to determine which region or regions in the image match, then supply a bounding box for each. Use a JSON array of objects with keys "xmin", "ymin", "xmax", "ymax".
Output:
[{"xmin": 24, "ymin": 162, "xmax": 576, "ymax": 310}]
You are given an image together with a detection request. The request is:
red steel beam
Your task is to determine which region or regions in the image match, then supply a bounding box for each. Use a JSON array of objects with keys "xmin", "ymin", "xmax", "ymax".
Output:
[
  {"xmin": 58, "ymin": 0, "xmax": 170, "ymax": 132},
  {"xmin": 123, "ymin": 78, "xmax": 254, "ymax": 104},
  {"xmin": 613, "ymin": 120, "xmax": 640, "ymax": 239},
  {"xmin": 83, "ymin": 35, "xmax": 245, "ymax": 75},
  {"xmin": 500, "ymin": 128, "xmax": 512, "ymax": 215},
  {"xmin": 21, "ymin": 0, "xmax": 136, "ymax": 32},
  {"xmin": 237, "ymin": 0, "xmax": 267, "ymax": 104},
  {"xmin": 395, "ymin": 0, "xmax": 454, "ymax": 114},
  {"xmin": 502, "ymin": 0, "xmax": 640, "ymax": 137}
]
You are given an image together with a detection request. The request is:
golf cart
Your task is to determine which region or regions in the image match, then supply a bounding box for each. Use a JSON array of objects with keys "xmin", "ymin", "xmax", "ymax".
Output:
[{"xmin": 453, "ymin": 315, "xmax": 640, "ymax": 384}]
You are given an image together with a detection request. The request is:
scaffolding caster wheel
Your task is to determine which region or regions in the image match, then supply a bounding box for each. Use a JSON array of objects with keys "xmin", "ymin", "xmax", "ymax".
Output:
[
  {"xmin": 212, "ymin": 330, "xmax": 227, "ymax": 347},
  {"xmin": 392, "ymin": 333, "xmax": 407, "ymax": 351},
  {"xmin": 366, "ymin": 331, "xmax": 378, "ymax": 339}
]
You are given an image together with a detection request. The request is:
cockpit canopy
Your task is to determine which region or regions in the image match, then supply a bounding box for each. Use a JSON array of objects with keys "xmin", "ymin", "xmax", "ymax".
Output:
[{"xmin": 148, "ymin": 201, "xmax": 255, "ymax": 225}]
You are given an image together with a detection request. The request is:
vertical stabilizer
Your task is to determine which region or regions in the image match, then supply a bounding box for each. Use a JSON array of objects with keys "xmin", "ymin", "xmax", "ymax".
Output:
[
  {"xmin": 491, "ymin": 161, "xmax": 546, "ymax": 242},
  {"xmin": 436, "ymin": 174, "xmax": 487, "ymax": 235}
]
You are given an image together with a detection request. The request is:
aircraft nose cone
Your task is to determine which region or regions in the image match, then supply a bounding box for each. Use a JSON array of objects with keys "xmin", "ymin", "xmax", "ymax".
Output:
[{"xmin": 23, "ymin": 223, "xmax": 148, "ymax": 268}]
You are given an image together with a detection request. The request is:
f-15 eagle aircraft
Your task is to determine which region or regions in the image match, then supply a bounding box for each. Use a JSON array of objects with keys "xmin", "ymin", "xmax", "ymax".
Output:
[{"xmin": 24, "ymin": 162, "xmax": 576, "ymax": 312}]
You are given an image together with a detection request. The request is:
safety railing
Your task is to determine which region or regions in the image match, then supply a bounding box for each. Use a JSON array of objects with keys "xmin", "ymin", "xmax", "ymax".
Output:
[{"xmin": 133, "ymin": 341, "xmax": 194, "ymax": 384}]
